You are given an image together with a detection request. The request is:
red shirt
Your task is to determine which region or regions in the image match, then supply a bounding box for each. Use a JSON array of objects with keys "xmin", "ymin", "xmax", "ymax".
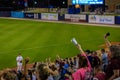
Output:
[
  {"xmin": 106, "ymin": 58, "xmax": 120, "ymax": 79},
  {"xmin": 94, "ymin": 72, "xmax": 106, "ymax": 80}
]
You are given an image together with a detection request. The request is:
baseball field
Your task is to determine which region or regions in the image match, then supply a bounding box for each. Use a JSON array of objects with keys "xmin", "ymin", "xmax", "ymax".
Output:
[{"xmin": 0, "ymin": 18, "xmax": 120, "ymax": 70}]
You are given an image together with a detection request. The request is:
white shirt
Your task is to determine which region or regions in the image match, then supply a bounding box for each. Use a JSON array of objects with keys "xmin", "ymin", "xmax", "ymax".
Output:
[{"xmin": 16, "ymin": 55, "xmax": 23, "ymax": 64}]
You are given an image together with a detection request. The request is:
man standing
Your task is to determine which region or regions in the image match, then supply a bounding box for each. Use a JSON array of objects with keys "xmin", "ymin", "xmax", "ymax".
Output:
[
  {"xmin": 16, "ymin": 53, "xmax": 23, "ymax": 71},
  {"xmin": 101, "ymin": 49, "xmax": 108, "ymax": 72}
]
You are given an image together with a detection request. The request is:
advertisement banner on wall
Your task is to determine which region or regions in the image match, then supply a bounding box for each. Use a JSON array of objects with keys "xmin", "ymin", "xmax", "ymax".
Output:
[
  {"xmin": 34, "ymin": 13, "xmax": 39, "ymax": 19},
  {"xmin": 98, "ymin": 16, "xmax": 115, "ymax": 24},
  {"xmin": 41, "ymin": 13, "xmax": 58, "ymax": 20},
  {"xmin": 48, "ymin": 13, "xmax": 58, "ymax": 20},
  {"xmin": 88, "ymin": 15, "xmax": 99, "ymax": 23},
  {"xmin": 65, "ymin": 14, "xmax": 86, "ymax": 22},
  {"xmin": 89, "ymin": 15, "xmax": 115, "ymax": 24},
  {"xmin": 11, "ymin": 11, "xmax": 24, "ymax": 18},
  {"xmin": 41, "ymin": 13, "xmax": 48, "ymax": 20},
  {"xmin": 24, "ymin": 13, "xmax": 34, "ymax": 18},
  {"xmin": 65, "ymin": 14, "xmax": 70, "ymax": 19}
]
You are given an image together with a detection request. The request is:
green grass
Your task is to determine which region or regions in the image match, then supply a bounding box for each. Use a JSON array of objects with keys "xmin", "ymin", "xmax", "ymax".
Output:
[{"xmin": 0, "ymin": 18, "xmax": 120, "ymax": 70}]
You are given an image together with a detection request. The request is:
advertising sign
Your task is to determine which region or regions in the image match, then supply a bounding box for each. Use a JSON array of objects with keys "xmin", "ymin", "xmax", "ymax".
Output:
[
  {"xmin": 24, "ymin": 13, "xmax": 34, "ymax": 18},
  {"xmin": 89, "ymin": 15, "xmax": 115, "ymax": 24},
  {"xmin": 98, "ymin": 16, "xmax": 114, "ymax": 24},
  {"xmin": 34, "ymin": 13, "xmax": 39, "ymax": 19},
  {"xmin": 89, "ymin": 15, "xmax": 99, "ymax": 23},
  {"xmin": 11, "ymin": 11, "xmax": 24, "ymax": 18},
  {"xmin": 41, "ymin": 13, "xmax": 58, "ymax": 20},
  {"xmin": 65, "ymin": 14, "xmax": 86, "ymax": 22}
]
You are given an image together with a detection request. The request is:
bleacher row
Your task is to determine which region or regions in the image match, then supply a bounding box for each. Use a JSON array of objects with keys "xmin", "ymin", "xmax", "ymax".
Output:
[{"xmin": 0, "ymin": 11, "xmax": 120, "ymax": 25}]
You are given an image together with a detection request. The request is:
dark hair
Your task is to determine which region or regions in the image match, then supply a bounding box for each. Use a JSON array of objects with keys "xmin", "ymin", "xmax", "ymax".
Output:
[
  {"xmin": 49, "ymin": 64, "xmax": 57, "ymax": 71},
  {"xmin": 85, "ymin": 50, "xmax": 91, "ymax": 54},
  {"xmin": 110, "ymin": 45, "xmax": 120, "ymax": 59},
  {"xmin": 37, "ymin": 63, "xmax": 50, "ymax": 80},
  {"xmin": 78, "ymin": 55, "xmax": 88, "ymax": 68},
  {"xmin": 93, "ymin": 51, "xmax": 97, "ymax": 55},
  {"xmin": 101, "ymin": 49, "xmax": 105, "ymax": 53},
  {"xmin": 105, "ymin": 32, "xmax": 110, "ymax": 38}
]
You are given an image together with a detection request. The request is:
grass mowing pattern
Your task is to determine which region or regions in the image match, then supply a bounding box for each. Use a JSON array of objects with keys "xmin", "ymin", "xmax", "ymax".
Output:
[{"xmin": 0, "ymin": 18, "xmax": 120, "ymax": 70}]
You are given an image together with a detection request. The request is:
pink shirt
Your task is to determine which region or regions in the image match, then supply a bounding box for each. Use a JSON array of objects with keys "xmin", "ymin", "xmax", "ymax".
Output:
[
  {"xmin": 72, "ymin": 67, "xmax": 91, "ymax": 80},
  {"xmin": 72, "ymin": 53, "xmax": 91, "ymax": 80}
]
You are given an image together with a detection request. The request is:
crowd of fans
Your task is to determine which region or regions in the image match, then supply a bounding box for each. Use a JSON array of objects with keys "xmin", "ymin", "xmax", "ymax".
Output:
[
  {"xmin": 0, "ymin": 33, "xmax": 120, "ymax": 80},
  {"xmin": 94, "ymin": 7, "xmax": 104, "ymax": 15}
]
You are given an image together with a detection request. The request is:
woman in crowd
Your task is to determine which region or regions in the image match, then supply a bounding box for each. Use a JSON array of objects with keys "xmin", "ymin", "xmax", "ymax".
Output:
[
  {"xmin": 72, "ymin": 44, "xmax": 92, "ymax": 80},
  {"xmin": 105, "ymin": 45, "xmax": 120, "ymax": 80}
]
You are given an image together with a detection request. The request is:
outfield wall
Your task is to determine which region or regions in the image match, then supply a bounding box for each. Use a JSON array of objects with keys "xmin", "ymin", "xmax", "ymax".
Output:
[
  {"xmin": 0, "ymin": 11, "xmax": 11, "ymax": 17},
  {"xmin": 0, "ymin": 11, "xmax": 120, "ymax": 25}
]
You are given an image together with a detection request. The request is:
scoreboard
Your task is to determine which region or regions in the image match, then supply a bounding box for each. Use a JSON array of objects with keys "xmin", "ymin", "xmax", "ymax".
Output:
[{"xmin": 72, "ymin": 0, "xmax": 104, "ymax": 4}]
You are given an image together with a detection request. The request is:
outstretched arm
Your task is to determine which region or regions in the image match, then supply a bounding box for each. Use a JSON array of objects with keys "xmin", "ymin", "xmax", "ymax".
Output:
[
  {"xmin": 104, "ymin": 33, "xmax": 111, "ymax": 47},
  {"xmin": 76, "ymin": 44, "xmax": 91, "ymax": 69},
  {"xmin": 76, "ymin": 44, "xmax": 84, "ymax": 53}
]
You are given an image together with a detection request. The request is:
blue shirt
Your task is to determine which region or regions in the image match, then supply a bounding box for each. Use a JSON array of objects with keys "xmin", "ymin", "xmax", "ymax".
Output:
[{"xmin": 102, "ymin": 53, "xmax": 108, "ymax": 65}]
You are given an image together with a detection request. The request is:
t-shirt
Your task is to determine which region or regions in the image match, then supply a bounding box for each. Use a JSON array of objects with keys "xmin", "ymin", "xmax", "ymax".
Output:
[
  {"xmin": 94, "ymin": 72, "xmax": 106, "ymax": 80},
  {"xmin": 72, "ymin": 67, "xmax": 91, "ymax": 80},
  {"xmin": 16, "ymin": 56, "xmax": 23, "ymax": 64},
  {"xmin": 102, "ymin": 53, "xmax": 108, "ymax": 65}
]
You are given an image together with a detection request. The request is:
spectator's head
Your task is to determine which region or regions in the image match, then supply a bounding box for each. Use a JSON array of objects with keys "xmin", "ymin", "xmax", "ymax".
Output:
[
  {"xmin": 110, "ymin": 45, "xmax": 120, "ymax": 59},
  {"xmin": 78, "ymin": 55, "xmax": 88, "ymax": 68},
  {"xmin": 0, "ymin": 69, "xmax": 17, "ymax": 80},
  {"xmin": 101, "ymin": 49, "xmax": 105, "ymax": 53},
  {"xmin": 49, "ymin": 63, "xmax": 57, "ymax": 71},
  {"xmin": 85, "ymin": 50, "xmax": 91, "ymax": 55},
  {"xmin": 94, "ymin": 65, "xmax": 102, "ymax": 74},
  {"xmin": 73, "ymin": 57, "xmax": 76, "ymax": 60},
  {"xmin": 92, "ymin": 51, "xmax": 97, "ymax": 56},
  {"xmin": 18, "ymin": 52, "xmax": 21, "ymax": 56},
  {"xmin": 37, "ymin": 63, "xmax": 50, "ymax": 80}
]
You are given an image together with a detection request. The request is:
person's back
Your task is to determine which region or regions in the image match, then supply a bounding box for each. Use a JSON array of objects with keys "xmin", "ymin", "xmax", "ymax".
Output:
[
  {"xmin": 106, "ymin": 58, "xmax": 120, "ymax": 79},
  {"xmin": 106, "ymin": 45, "xmax": 120, "ymax": 80},
  {"xmin": 72, "ymin": 55, "xmax": 92, "ymax": 80},
  {"xmin": 92, "ymin": 51, "xmax": 100, "ymax": 68},
  {"xmin": 94, "ymin": 73, "xmax": 106, "ymax": 80},
  {"xmin": 94, "ymin": 65, "xmax": 106, "ymax": 80},
  {"xmin": 87, "ymin": 55, "xmax": 93, "ymax": 67},
  {"xmin": 72, "ymin": 67, "xmax": 92, "ymax": 80}
]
